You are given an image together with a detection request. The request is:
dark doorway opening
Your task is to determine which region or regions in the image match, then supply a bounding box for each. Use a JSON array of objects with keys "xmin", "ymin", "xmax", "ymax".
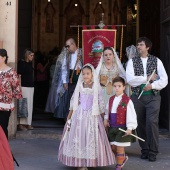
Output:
[
  {"xmin": 17, "ymin": 0, "xmax": 170, "ymax": 131},
  {"xmin": 18, "ymin": 0, "xmax": 64, "ymax": 129},
  {"xmin": 18, "ymin": 0, "xmax": 32, "ymax": 60}
]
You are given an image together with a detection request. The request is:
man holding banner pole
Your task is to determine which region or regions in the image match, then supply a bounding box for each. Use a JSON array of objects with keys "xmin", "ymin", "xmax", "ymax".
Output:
[
  {"xmin": 62, "ymin": 38, "xmax": 82, "ymax": 116},
  {"xmin": 45, "ymin": 38, "xmax": 82, "ymax": 120},
  {"xmin": 126, "ymin": 37, "xmax": 168, "ymax": 162}
]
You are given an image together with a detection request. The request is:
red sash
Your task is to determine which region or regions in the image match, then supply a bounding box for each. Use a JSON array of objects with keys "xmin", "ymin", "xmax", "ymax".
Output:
[{"xmin": 108, "ymin": 94, "xmax": 130, "ymax": 125}]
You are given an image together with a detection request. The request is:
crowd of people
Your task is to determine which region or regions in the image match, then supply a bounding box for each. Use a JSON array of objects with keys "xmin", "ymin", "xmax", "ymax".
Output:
[
  {"xmin": 56, "ymin": 37, "xmax": 168, "ymax": 170},
  {"xmin": 0, "ymin": 36, "xmax": 168, "ymax": 170}
]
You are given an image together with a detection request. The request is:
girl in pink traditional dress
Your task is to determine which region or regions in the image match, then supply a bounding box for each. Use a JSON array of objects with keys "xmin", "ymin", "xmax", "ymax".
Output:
[{"xmin": 58, "ymin": 63, "xmax": 115, "ymax": 170}]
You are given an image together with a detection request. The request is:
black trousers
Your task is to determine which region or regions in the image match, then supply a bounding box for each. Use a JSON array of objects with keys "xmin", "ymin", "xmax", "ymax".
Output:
[
  {"xmin": 0, "ymin": 110, "xmax": 11, "ymax": 139},
  {"xmin": 68, "ymin": 83, "xmax": 76, "ymax": 102},
  {"xmin": 131, "ymin": 94, "xmax": 161, "ymax": 155}
]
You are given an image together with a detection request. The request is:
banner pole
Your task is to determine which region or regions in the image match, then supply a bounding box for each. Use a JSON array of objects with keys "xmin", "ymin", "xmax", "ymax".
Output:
[
  {"xmin": 78, "ymin": 25, "xmax": 79, "ymax": 49},
  {"xmin": 70, "ymin": 25, "xmax": 126, "ymax": 28},
  {"xmin": 120, "ymin": 25, "xmax": 124, "ymax": 61}
]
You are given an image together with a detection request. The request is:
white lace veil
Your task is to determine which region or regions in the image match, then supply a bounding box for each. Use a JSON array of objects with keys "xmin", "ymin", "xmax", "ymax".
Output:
[
  {"xmin": 95, "ymin": 47, "xmax": 131, "ymax": 96},
  {"xmin": 126, "ymin": 45, "xmax": 137, "ymax": 60},
  {"xmin": 96, "ymin": 47, "xmax": 126, "ymax": 79},
  {"xmin": 72, "ymin": 63, "xmax": 100, "ymax": 115}
]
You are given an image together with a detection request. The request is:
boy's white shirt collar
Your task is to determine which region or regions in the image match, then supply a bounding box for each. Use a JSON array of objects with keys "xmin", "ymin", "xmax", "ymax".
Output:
[{"xmin": 115, "ymin": 93, "xmax": 124, "ymax": 98}]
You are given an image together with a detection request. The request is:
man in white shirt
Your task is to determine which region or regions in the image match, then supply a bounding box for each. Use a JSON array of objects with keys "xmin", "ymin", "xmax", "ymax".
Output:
[
  {"xmin": 62, "ymin": 38, "xmax": 82, "ymax": 113},
  {"xmin": 62, "ymin": 38, "xmax": 82, "ymax": 90},
  {"xmin": 45, "ymin": 38, "xmax": 82, "ymax": 119},
  {"xmin": 126, "ymin": 37, "xmax": 168, "ymax": 162}
]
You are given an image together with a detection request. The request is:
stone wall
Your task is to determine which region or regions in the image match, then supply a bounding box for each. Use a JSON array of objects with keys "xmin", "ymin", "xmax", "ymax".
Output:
[{"xmin": 0, "ymin": 0, "xmax": 18, "ymax": 138}]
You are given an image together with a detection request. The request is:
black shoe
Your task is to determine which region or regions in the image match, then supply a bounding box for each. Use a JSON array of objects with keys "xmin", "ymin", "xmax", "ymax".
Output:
[
  {"xmin": 140, "ymin": 152, "xmax": 148, "ymax": 159},
  {"xmin": 148, "ymin": 154, "xmax": 156, "ymax": 162}
]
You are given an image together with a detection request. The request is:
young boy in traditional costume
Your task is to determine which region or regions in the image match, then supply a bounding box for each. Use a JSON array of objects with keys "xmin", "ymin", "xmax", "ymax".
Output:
[{"xmin": 104, "ymin": 77, "xmax": 137, "ymax": 170}]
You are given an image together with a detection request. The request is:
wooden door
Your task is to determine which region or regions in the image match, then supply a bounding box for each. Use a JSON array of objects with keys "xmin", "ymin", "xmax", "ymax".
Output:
[
  {"xmin": 18, "ymin": 0, "xmax": 32, "ymax": 60},
  {"xmin": 139, "ymin": 0, "xmax": 160, "ymax": 56},
  {"xmin": 139, "ymin": 0, "xmax": 170, "ymax": 130}
]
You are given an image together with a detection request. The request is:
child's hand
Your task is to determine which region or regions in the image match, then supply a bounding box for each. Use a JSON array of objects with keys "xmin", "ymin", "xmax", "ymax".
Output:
[
  {"xmin": 104, "ymin": 120, "xmax": 110, "ymax": 128},
  {"xmin": 66, "ymin": 119, "xmax": 71, "ymax": 131},
  {"xmin": 122, "ymin": 129, "xmax": 132, "ymax": 137}
]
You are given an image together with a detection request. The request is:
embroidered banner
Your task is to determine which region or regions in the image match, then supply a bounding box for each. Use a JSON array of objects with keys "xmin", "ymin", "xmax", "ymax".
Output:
[{"xmin": 82, "ymin": 29, "xmax": 117, "ymax": 68}]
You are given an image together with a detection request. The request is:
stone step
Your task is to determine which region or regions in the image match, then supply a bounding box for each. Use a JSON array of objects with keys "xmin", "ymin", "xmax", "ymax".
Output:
[{"xmin": 16, "ymin": 128, "xmax": 63, "ymax": 140}]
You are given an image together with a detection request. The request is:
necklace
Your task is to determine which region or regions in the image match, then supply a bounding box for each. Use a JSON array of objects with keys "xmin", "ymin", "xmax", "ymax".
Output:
[
  {"xmin": 105, "ymin": 64, "xmax": 113, "ymax": 70},
  {"xmin": 83, "ymin": 81, "xmax": 93, "ymax": 88}
]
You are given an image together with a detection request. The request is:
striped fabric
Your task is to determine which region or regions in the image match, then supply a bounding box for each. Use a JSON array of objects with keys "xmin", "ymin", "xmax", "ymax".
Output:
[{"xmin": 58, "ymin": 107, "xmax": 115, "ymax": 167}]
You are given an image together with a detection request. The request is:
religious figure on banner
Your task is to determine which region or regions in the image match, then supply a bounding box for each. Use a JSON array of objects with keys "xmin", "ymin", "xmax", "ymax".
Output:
[{"xmin": 88, "ymin": 40, "xmax": 104, "ymax": 68}]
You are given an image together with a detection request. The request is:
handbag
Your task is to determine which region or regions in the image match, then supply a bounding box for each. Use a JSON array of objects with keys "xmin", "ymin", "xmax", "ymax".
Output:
[{"xmin": 17, "ymin": 98, "xmax": 28, "ymax": 118}]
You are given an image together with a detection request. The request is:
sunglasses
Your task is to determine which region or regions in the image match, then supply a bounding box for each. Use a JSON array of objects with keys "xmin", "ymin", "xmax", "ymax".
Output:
[
  {"xmin": 65, "ymin": 45, "xmax": 70, "ymax": 48},
  {"xmin": 65, "ymin": 43, "xmax": 73, "ymax": 48}
]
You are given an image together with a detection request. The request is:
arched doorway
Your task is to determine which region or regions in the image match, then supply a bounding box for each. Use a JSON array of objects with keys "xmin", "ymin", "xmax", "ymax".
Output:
[{"xmin": 18, "ymin": 0, "xmax": 170, "ymax": 131}]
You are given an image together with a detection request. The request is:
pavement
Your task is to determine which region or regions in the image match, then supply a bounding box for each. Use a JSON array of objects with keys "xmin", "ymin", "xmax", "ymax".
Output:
[{"xmin": 9, "ymin": 110, "xmax": 170, "ymax": 170}]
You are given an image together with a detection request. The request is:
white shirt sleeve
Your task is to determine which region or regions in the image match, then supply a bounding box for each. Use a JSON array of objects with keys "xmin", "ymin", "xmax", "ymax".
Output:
[
  {"xmin": 151, "ymin": 58, "xmax": 168, "ymax": 90},
  {"xmin": 61, "ymin": 55, "xmax": 68, "ymax": 84},
  {"xmin": 126, "ymin": 100, "xmax": 138, "ymax": 130},
  {"xmin": 126, "ymin": 59, "xmax": 147, "ymax": 87}
]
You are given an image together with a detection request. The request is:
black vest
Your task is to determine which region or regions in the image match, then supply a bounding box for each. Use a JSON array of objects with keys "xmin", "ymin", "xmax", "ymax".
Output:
[{"xmin": 131, "ymin": 55, "xmax": 160, "ymax": 96}]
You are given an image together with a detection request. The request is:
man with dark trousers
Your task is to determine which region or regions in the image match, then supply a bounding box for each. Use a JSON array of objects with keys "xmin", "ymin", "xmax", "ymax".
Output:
[{"xmin": 126, "ymin": 37, "xmax": 168, "ymax": 161}]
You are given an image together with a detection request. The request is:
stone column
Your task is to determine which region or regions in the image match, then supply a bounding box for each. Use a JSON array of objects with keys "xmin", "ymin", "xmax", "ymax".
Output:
[
  {"xmin": 0, "ymin": 41, "xmax": 3, "ymax": 48},
  {"xmin": 0, "ymin": 0, "xmax": 18, "ymax": 138}
]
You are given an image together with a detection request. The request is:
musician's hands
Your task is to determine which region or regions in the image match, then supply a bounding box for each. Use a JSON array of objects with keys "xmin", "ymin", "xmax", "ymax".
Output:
[
  {"xmin": 147, "ymin": 73, "xmax": 157, "ymax": 81},
  {"xmin": 143, "ymin": 84, "xmax": 152, "ymax": 91},
  {"xmin": 63, "ymin": 83, "xmax": 68, "ymax": 90}
]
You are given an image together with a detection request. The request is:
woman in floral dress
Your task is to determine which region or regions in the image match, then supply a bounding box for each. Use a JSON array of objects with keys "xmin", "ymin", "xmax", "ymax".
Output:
[{"xmin": 0, "ymin": 49, "xmax": 22, "ymax": 138}]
